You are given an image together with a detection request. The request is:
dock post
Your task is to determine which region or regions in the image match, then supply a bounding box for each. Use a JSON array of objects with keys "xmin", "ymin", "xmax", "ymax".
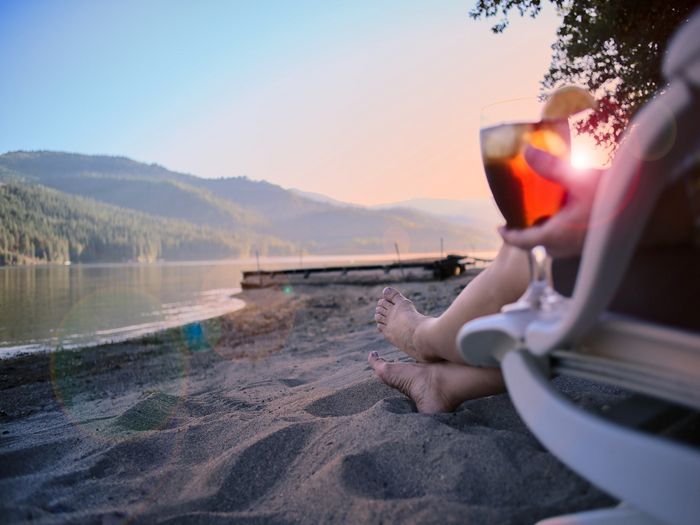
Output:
[
  {"xmin": 255, "ymin": 249, "xmax": 262, "ymax": 286},
  {"xmin": 394, "ymin": 242, "xmax": 405, "ymax": 278}
]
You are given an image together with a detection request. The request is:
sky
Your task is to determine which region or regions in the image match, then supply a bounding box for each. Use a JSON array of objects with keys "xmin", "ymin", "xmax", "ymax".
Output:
[{"xmin": 0, "ymin": 0, "xmax": 579, "ymax": 206}]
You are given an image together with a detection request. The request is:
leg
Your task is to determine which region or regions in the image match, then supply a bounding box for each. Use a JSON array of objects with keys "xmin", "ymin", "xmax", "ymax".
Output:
[
  {"xmin": 368, "ymin": 352, "xmax": 505, "ymax": 414},
  {"xmin": 375, "ymin": 243, "xmax": 529, "ymax": 363}
]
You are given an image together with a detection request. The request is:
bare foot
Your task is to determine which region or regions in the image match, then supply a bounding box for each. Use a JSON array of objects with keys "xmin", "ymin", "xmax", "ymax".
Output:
[
  {"xmin": 374, "ymin": 287, "xmax": 439, "ymax": 362},
  {"xmin": 368, "ymin": 351, "xmax": 505, "ymax": 414}
]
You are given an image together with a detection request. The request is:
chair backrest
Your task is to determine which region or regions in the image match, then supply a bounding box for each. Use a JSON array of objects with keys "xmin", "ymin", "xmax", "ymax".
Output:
[{"xmin": 525, "ymin": 9, "xmax": 700, "ymax": 355}]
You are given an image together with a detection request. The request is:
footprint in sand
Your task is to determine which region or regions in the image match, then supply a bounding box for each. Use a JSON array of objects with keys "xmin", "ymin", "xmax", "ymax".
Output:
[
  {"xmin": 304, "ymin": 380, "xmax": 395, "ymax": 418},
  {"xmin": 339, "ymin": 442, "xmax": 429, "ymax": 500},
  {"xmin": 207, "ymin": 423, "xmax": 315, "ymax": 511},
  {"xmin": 278, "ymin": 378, "xmax": 306, "ymax": 388},
  {"xmin": 88, "ymin": 437, "xmax": 173, "ymax": 479},
  {"xmin": 380, "ymin": 396, "xmax": 416, "ymax": 415},
  {"xmin": 112, "ymin": 392, "xmax": 180, "ymax": 432},
  {"xmin": 0, "ymin": 440, "xmax": 77, "ymax": 479},
  {"xmin": 157, "ymin": 512, "xmax": 295, "ymax": 525}
]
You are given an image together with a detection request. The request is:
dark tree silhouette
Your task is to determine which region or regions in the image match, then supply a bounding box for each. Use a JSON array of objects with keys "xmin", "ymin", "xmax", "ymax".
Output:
[{"xmin": 470, "ymin": 0, "xmax": 699, "ymax": 152}]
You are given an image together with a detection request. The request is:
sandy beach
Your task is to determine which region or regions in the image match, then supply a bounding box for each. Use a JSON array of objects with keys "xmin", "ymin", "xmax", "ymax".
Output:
[{"xmin": 1, "ymin": 270, "xmax": 624, "ymax": 524}]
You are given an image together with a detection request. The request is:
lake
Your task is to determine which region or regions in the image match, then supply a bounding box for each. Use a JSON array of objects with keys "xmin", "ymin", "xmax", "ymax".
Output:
[
  {"xmin": 1, "ymin": 253, "xmax": 485, "ymax": 357},
  {"xmin": 0, "ymin": 261, "xmax": 249, "ymax": 357}
]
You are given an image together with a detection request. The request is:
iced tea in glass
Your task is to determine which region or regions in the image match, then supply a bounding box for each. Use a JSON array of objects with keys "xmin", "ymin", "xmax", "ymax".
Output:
[
  {"xmin": 479, "ymin": 96, "xmax": 572, "ymax": 312},
  {"xmin": 480, "ymin": 119, "xmax": 570, "ymax": 229}
]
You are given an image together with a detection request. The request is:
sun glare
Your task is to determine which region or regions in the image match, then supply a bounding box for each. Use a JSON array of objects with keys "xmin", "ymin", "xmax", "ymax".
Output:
[
  {"xmin": 570, "ymin": 134, "xmax": 608, "ymax": 170},
  {"xmin": 571, "ymin": 150, "xmax": 593, "ymax": 170}
]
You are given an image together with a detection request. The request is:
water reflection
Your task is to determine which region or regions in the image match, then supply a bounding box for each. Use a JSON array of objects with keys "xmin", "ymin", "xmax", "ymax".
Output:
[
  {"xmin": 0, "ymin": 262, "xmax": 245, "ymax": 356},
  {"xmin": 0, "ymin": 251, "xmax": 497, "ymax": 356}
]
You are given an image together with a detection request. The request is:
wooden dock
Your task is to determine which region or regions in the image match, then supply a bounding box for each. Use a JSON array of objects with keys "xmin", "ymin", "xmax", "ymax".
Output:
[{"xmin": 241, "ymin": 254, "xmax": 492, "ymax": 289}]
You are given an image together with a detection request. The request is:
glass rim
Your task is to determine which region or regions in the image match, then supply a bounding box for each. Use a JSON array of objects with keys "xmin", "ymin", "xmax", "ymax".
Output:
[
  {"xmin": 480, "ymin": 94, "xmax": 568, "ymax": 129},
  {"xmin": 480, "ymin": 95, "xmax": 544, "ymax": 113}
]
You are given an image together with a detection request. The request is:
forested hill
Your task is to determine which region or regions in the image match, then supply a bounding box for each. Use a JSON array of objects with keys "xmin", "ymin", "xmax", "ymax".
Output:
[
  {"xmin": 0, "ymin": 182, "xmax": 293, "ymax": 265},
  {"xmin": 0, "ymin": 151, "xmax": 498, "ymax": 265},
  {"xmin": 0, "ymin": 151, "xmax": 330, "ymax": 226}
]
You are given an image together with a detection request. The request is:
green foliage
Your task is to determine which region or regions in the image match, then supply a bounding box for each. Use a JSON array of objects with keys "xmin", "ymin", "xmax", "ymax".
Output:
[
  {"xmin": 0, "ymin": 151, "xmax": 264, "ymax": 228},
  {"xmin": 40, "ymin": 173, "xmax": 265, "ymax": 229},
  {"xmin": 470, "ymin": 0, "xmax": 698, "ymax": 151},
  {"xmin": 0, "ymin": 151, "xmax": 499, "ymax": 263},
  {"xmin": 0, "ymin": 182, "xmax": 291, "ymax": 265}
]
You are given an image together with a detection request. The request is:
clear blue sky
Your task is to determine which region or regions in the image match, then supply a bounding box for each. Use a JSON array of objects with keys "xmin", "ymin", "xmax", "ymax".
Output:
[{"xmin": 0, "ymin": 1, "xmax": 564, "ymax": 204}]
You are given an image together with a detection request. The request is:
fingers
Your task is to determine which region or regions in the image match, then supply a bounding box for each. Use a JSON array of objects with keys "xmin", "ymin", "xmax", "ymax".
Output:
[
  {"xmin": 498, "ymin": 223, "xmax": 553, "ymax": 251},
  {"xmin": 498, "ymin": 213, "xmax": 587, "ymax": 258},
  {"xmin": 499, "ymin": 147, "xmax": 603, "ymax": 259},
  {"xmin": 524, "ymin": 146, "xmax": 571, "ymax": 186}
]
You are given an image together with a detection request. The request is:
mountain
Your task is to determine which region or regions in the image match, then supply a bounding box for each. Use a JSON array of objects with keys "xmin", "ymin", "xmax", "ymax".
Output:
[
  {"xmin": 294, "ymin": 190, "xmax": 503, "ymax": 237},
  {"xmin": 371, "ymin": 198, "xmax": 503, "ymax": 230},
  {"xmin": 0, "ymin": 152, "xmax": 264, "ymax": 229},
  {"xmin": 0, "ymin": 151, "xmax": 499, "ymax": 265},
  {"xmin": 287, "ymin": 188, "xmax": 360, "ymax": 208},
  {"xmin": 0, "ymin": 182, "xmax": 293, "ymax": 265}
]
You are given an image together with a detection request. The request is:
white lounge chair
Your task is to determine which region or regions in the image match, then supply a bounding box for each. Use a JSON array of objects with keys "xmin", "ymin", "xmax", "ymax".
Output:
[{"xmin": 457, "ymin": 9, "xmax": 700, "ymax": 525}]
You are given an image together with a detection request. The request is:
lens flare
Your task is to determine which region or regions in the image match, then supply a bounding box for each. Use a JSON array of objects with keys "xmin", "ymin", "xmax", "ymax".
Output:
[
  {"xmin": 571, "ymin": 150, "xmax": 593, "ymax": 170},
  {"xmin": 570, "ymin": 133, "xmax": 609, "ymax": 171},
  {"xmin": 49, "ymin": 287, "xmax": 191, "ymax": 523},
  {"xmin": 50, "ymin": 287, "xmax": 189, "ymax": 441},
  {"xmin": 212, "ymin": 285, "xmax": 300, "ymax": 361}
]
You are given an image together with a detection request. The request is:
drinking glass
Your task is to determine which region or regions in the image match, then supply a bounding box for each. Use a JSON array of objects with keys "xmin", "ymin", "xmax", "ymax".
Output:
[{"xmin": 480, "ymin": 97, "xmax": 570, "ymax": 312}]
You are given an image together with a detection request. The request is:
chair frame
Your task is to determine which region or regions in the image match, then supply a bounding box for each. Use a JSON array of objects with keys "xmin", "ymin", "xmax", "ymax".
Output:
[{"xmin": 457, "ymin": 9, "xmax": 700, "ymax": 525}]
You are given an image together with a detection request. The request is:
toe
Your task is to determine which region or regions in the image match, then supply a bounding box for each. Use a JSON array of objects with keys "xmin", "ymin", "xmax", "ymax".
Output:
[
  {"xmin": 382, "ymin": 287, "xmax": 401, "ymax": 304},
  {"xmin": 374, "ymin": 312, "xmax": 386, "ymax": 324},
  {"xmin": 368, "ymin": 351, "xmax": 387, "ymax": 368},
  {"xmin": 373, "ymin": 361, "xmax": 407, "ymax": 394}
]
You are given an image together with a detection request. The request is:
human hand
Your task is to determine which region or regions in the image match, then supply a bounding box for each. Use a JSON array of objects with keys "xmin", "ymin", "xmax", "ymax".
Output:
[{"xmin": 498, "ymin": 146, "xmax": 602, "ymax": 258}]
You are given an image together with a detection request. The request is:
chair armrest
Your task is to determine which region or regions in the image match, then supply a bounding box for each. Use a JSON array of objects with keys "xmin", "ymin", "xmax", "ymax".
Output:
[
  {"xmin": 455, "ymin": 308, "xmax": 540, "ymax": 367},
  {"xmin": 502, "ymin": 349, "xmax": 700, "ymax": 525}
]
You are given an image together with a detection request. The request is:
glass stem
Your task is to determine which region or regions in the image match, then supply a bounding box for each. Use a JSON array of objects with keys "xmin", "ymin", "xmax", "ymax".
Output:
[
  {"xmin": 530, "ymin": 245, "xmax": 551, "ymax": 288},
  {"xmin": 532, "ymin": 245, "xmax": 562, "ymax": 311},
  {"xmin": 501, "ymin": 245, "xmax": 562, "ymax": 313}
]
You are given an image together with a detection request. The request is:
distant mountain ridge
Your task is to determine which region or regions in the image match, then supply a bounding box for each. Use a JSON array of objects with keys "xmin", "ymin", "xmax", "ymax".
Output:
[
  {"xmin": 0, "ymin": 151, "xmax": 499, "ymax": 265},
  {"xmin": 288, "ymin": 188, "xmax": 360, "ymax": 208},
  {"xmin": 0, "ymin": 182, "xmax": 283, "ymax": 265},
  {"xmin": 290, "ymin": 189, "xmax": 502, "ymax": 231}
]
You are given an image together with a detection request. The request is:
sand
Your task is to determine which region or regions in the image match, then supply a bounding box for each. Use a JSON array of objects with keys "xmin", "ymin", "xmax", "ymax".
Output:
[{"xmin": 1, "ymin": 270, "xmax": 627, "ymax": 524}]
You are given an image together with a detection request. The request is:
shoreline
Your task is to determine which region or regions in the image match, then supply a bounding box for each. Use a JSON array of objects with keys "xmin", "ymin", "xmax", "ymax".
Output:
[
  {"xmin": 0, "ymin": 250, "xmax": 501, "ymax": 269},
  {"xmin": 0, "ymin": 259, "xmax": 487, "ymax": 360},
  {"xmin": 1, "ymin": 273, "xmax": 624, "ymax": 524},
  {"xmin": 0, "ymin": 293, "xmax": 247, "ymax": 361}
]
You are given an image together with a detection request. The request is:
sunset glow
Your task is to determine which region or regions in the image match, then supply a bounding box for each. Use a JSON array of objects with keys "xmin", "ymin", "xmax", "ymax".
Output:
[{"xmin": 0, "ymin": 1, "xmax": 562, "ymax": 206}]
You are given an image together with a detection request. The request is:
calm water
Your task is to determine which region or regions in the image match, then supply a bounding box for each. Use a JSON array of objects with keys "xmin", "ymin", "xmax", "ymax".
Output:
[
  {"xmin": 0, "ymin": 261, "xmax": 251, "ymax": 357},
  {"xmin": 0, "ymin": 252, "xmax": 496, "ymax": 358}
]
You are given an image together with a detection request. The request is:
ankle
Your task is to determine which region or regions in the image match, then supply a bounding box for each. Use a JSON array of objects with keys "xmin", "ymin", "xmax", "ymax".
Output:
[{"xmin": 413, "ymin": 316, "xmax": 440, "ymax": 361}]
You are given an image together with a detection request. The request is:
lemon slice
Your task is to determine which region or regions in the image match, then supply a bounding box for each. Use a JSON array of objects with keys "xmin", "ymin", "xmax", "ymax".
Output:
[{"xmin": 542, "ymin": 86, "xmax": 596, "ymax": 120}]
